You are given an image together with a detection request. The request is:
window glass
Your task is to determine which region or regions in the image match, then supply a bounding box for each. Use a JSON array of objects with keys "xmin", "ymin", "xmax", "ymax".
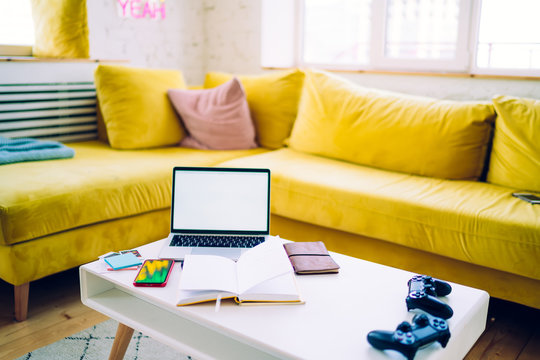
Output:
[
  {"xmin": 476, "ymin": 0, "xmax": 540, "ymax": 70},
  {"xmin": 302, "ymin": 0, "xmax": 372, "ymax": 65},
  {"xmin": 385, "ymin": 0, "xmax": 460, "ymax": 60},
  {"xmin": 0, "ymin": 0, "xmax": 34, "ymax": 46},
  {"xmin": 261, "ymin": 0, "xmax": 539, "ymax": 75}
]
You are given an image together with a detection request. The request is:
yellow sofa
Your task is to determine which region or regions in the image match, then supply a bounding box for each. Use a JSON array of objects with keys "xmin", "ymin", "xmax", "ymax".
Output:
[{"xmin": 1, "ymin": 68, "xmax": 538, "ymax": 321}]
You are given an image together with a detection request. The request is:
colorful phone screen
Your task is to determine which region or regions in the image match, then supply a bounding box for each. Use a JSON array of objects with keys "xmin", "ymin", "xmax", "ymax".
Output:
[{"xmin": 134, "ymin": 259, "xmax": 174, "ymax": 285}]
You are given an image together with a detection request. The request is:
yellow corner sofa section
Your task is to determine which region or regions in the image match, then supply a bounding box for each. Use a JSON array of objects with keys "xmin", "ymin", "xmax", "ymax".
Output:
[
  {"xmin": 216, "ymin": 70, "xmax": 539, "ymax": 308},
  {"xmin": 220, "ymin": 149, "xmax": 540, "ymax": 308},
  {"xmin": 0, "ymin": 140, "xmax": 269, "ymax": 321},
  {"xmin": 1, "ymin": 142, "xmax": 269, "ymax": 248},
  {"xmin": 1, "ymin": 68, "xmax": 539, "ymax": 322}
]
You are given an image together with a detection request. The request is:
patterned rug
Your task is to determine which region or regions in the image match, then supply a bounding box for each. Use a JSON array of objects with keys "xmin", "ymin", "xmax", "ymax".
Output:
[{"xmin": 16, "ymin": 319, "xmax": 191, "ymax": 360}]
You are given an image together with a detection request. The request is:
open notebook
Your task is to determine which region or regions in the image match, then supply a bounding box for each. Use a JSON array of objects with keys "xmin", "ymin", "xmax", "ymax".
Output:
[{"xmin": 177, "ymin": 238, "xmax": 303, "ymax": 305}]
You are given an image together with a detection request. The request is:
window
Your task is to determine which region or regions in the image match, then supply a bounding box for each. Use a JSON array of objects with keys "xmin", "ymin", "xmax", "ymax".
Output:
[
  {"xmin": 474, "ymin": 0, "xmax": 540, "ymax": 74},
  {"xmin": 384, "ymin": 1, "xmax": 460, "ymax": 61},
  {"xmin": 261, "ymin": 0, "xmax": 540, "ymax": 76},
  {"xmin": 382, "ymin": 0, "xmax": 461, "ymax": 60},
  {"xmin": 371, "ymin": 0, "xmax": 471, "ymax": 72},
  {"xmin": 302, "ymin": 0, "xmax": 372, "ymax": 67},
  {"xmin": 0, "ymin": 0, "xmax": 34, "ymax": 56}
]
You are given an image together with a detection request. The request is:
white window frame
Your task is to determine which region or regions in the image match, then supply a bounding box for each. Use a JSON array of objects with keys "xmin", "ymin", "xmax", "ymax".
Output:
[
  {"xmin": 262, "ymin": 0, "xmax": 540, "ymax": 77},
  {"xmin": 261, "ymin": 0, "xmax": 300, "ymax": 68},
  {"xmin": 296, "ymin": 0, "xmax": 374, "ymax": 72},
  {"xmin": 370, "ymin": 0, "xmax": 472, "ymax": 73},
  {"xmin": 469, "ymin": 0, "xmax": 540, "ymax": 77}
]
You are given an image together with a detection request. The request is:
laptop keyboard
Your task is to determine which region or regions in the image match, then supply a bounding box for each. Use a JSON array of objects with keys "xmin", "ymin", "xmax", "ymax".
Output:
[{"xmin": 170, "ymin": 234, "xmax": 265, "ymax": 248}]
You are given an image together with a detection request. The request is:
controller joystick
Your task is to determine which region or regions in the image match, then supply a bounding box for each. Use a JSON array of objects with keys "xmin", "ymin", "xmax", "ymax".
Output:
[
  {"xmin": 396, "ymin": 321, "xmax": 412, "ymax": 332},
  {"xmin": 406, "ymin": 275, "xmax": 453, "ymax": 319},
  {"xmin": 367, "ymin": 313, "xmax": 451, "ymax": 360}
]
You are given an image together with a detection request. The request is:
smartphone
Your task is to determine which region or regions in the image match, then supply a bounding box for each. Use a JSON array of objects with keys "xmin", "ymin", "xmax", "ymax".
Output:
[
  {"xmin": 512, "ymin": 192, "xmax": 540, "ymax": 204},
  {"xmin": 133, "ymin": 259, "xmax": 175, "ymax": 287}
]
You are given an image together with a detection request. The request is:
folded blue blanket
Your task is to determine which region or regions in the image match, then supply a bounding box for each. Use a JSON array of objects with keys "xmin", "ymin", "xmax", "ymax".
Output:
[{"xmin": 0, "ymin": 137, "xmax": 75, "ymax": 165}]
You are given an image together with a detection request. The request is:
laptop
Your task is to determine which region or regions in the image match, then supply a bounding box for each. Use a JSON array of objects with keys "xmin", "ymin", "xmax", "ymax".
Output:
[{"xmin": 159, "ymin": 166, "xmax": 271, "ymax": 261}]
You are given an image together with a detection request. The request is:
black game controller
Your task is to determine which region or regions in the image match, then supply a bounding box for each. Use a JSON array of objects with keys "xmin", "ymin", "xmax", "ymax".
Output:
[
  {"xmin": 367, "ymin": 313, "xmax": 451, "ymax": 360},
  {"xmin": 406, "ymin": 275, "xmax": 453, "ymax": 319}
]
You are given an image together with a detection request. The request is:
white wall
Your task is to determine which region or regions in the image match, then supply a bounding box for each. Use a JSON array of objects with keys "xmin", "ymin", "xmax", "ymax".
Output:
[
  {"xmin": 203, "ymin": 0, "xmax": 262, "ymax": 76},
  {"xmin": 87, "ymin": 0, "xmax": 205, "ymax": 85},
  {"xmin": 341, "ymin": 72, "xmax": 540, "ymax": 101},
  {"xmin": 86, "ymin": 0, "xmax": 540, "ymax": 100}
]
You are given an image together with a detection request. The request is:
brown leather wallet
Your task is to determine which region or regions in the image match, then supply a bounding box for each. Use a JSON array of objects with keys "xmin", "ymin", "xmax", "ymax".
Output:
[{"xmin": 283, "ymin": 241, "xmax": 340, "ymax": 274}]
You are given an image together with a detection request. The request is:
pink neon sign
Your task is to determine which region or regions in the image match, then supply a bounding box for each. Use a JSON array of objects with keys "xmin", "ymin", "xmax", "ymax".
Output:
[{"xmin": 117, "ymin": 0, "xmax": 166, "ymax": 20}]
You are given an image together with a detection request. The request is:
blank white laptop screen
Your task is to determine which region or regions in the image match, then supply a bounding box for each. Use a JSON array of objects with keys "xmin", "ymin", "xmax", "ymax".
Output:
[{"xmin": 172, "ymin": 168, "xmax": 270, "ymax": 234}]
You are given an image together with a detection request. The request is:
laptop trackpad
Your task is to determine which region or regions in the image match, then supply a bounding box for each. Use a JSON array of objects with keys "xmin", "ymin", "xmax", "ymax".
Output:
[{"xmin": 191, "ymin": 247, "xmax": 242, "ymax": 259}]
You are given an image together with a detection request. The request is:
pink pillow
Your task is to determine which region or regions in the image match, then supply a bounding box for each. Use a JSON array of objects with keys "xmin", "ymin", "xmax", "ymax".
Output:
[{"xmin": 168, "ymin": 77, "xmax": 257, "ymax": 150}]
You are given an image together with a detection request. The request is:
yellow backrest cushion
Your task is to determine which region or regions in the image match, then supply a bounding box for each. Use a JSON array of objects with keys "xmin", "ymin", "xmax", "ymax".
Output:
[
  {"xmin": 204, "ymin": 69, "xmax": 305, "ymax": 149},
  {"xmin": 94, "ymin": 65, "xmax": 186, "ymax": 149},
  {"xmin": 31, "ymin": 0, "xmax": 89, "ymax": 58},
  {"xmin": 487, "ymin": 95, "xmax": 540, "ymax": 192},
  {"xmin": 289, "ymin": 70, "xmax": 496, "ymax": 180}
]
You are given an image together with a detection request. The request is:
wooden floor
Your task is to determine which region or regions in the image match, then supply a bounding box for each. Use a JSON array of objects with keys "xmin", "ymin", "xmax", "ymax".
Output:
[{"xmin": 0, "ymin": 268, "xmax": 538, "ymax": 360}]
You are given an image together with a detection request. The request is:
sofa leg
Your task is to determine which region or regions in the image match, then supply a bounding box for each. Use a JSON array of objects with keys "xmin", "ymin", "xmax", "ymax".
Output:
[{"xmin": 14, "ymin": 282, "xmax": 30, "ymax": 321}]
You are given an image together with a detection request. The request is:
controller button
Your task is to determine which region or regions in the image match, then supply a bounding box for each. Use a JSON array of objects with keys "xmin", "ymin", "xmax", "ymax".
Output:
[{"xmin": 439, "ymin": 321, "xmax": 447, "ymax": 330}]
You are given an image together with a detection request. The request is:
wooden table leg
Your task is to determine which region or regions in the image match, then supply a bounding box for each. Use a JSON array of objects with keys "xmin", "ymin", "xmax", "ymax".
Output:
[
  {"xmin": 108, "ymin": 322, "xmax": 135, "ymax": 360},
  {"xmin": 14, "ymin": 283, "xmax": 30, "ymax": 322}
]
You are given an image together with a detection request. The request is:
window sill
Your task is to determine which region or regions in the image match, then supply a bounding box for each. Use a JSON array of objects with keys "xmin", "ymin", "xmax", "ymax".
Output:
[
  {"xmin": 0, "ymin": 56, "xmax": 127, "ymax": 63},
  {"xmin": 263, "ymin": 66, "xmax": 540, "ymax": 81}
]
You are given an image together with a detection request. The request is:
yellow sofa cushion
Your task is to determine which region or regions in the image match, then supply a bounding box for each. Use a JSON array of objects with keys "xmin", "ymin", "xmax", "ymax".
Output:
[
  {"xmin": 204, "ymin": 69, "xmax": 305, "ymax": 149},
  {"xmin": 288, "ymin": 70, "xmax": 496, "ymax": 180},
  {"xmin": 487, "ymin": 95, "xmax": 540, "ymax": 192},
  {"xmin": 30, "ymin": 0, "xmax": 89, "ymax": 58},
  {"xmin": 94, "ymin": 65, "xmax": 186, "ymax": 149},
  {"xmin": 220, "ymin": 149, "xmax": 540, "ymax": 281},
  {"xmin": 0, "ymin": 209, "xmax": 170, "ymax": 286},
  {"xmin": 0, "ymin": 141, "xmax": 268, "ymax": 246}
]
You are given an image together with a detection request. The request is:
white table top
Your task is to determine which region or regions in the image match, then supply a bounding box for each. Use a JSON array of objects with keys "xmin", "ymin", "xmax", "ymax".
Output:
[{"xmin": 80, "ymin": 237, "xmax": 489, "ymax": 360}]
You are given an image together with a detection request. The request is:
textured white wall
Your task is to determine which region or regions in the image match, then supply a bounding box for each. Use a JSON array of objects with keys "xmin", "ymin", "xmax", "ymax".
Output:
[
  {"xmin": 87, "ymin": 0, "xmax": 206, "ymax": 85},
  {"xmin": 86, "ymin": 0, "xmax": 540, "ymax": 99},
  {"xmin": 203, "ymin": 0, "xmax": 262, "ymax": 76}
]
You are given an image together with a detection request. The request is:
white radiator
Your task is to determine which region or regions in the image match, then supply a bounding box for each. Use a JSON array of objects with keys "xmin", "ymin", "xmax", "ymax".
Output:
[{"xmin": 0, "ymin": 61, "xmax": 99, "ymax": 142}]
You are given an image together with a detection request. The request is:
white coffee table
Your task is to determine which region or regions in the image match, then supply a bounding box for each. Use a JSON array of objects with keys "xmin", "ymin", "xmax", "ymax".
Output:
[{"xmin": 80, "ymin": 237, "xmax": 489, "ymax": 360}]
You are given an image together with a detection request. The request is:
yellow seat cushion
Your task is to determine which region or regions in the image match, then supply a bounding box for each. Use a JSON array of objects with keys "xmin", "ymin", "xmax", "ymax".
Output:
[
  {"xmin": 0, "ymin": 141, "xmax": 268, "ymax": 246},
  {"xmin": 94, "ymin": 65, "xmax": 186, "ymax": 149},
  {"xmin": 30, "ymin": 0, "xmax": 89, "ymax": 58},
  {"xmin": 487, "ymin": 95, "xmax": 540, "ymax": 192},
  {"xmin": 0, "ymin": 209, "xmax": 171, "ymax": 286},
  {"xmin": 204, "ymin": 69, "xmax": 305, "ymax": 149},
  {"xmin": 288, "ymin": 70, "xmax": 496, "ymax": 180},
  {"xmin": 220, "ymin": 149, "xmax": 540, "ymax": 281}
]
